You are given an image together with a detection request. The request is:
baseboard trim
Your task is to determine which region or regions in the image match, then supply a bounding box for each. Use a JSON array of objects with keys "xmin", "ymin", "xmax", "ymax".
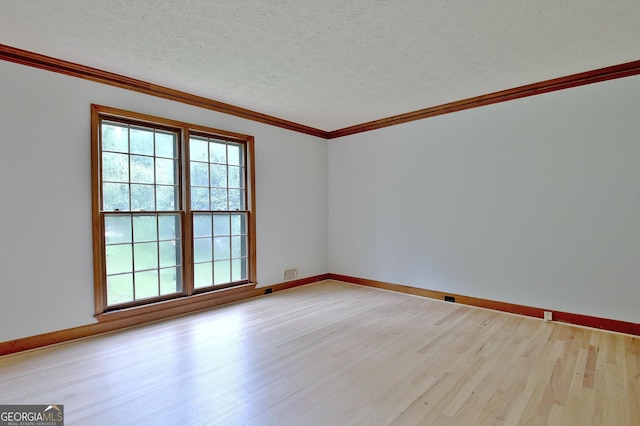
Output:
[
  {"xmin": 0, "ymin": 274, "xmax": 330, "ymax": 356},
  {"xmin": 267, "ymin": 273, "xmax": 331, "ymax": 292},
  {"xmin": 5, "ymin": 272, "xmax": 634, "ymax": 356},
  {"xmin": 328, "ymin": 273, "xmax": 640, "ymax": 336}
]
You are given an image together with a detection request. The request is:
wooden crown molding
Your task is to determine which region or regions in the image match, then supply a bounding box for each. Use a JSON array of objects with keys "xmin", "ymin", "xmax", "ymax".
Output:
[
  {"xmin": 327, "ymin": 59, "xmax": 640, "ymax": 138},
  {"xmin": 2, "ymin": 44, "xmax": 640, "ymax": 140},
  {"xmin": 0, "ymin": 44, "xmax": 329, "ymax": 139},
  {"xmin": 328, "ymin": 274, "xmax": 640, "ymax": 337}
]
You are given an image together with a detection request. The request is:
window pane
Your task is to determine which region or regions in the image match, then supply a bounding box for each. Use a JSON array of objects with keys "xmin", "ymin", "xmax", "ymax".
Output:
[
  {"xmin": 102, "ymin": 122, "xmax": 129, "ymax": 153},
  {"xmin": 213, "ymin": 214, "xmax": 230, "ymax": 236},
  {"xmin": 210, "ymin": 141, "xmax": 226, "ymax": 163},
  {"xmin": 131, "ymin": 184, "xmax": 155, "ymax": 210},
  {"xmin": 106, "ymin": 244, "xmax": 132, "ymax": 275},
  {"xmin": 131, "ymin": 155, "xmax": 154, "ymax": 184},
  {"xmin": 105, "ymin": 215, "xmax": 132, "ymax": 244},
  {"xmin": 103, "ymin": 183, "xmax": 130, "ymax": 211},
  {"xmin": 156, "ymin": 158, "xmax": 176, "ymax": 185},
  {"xmin": 102, "ymin": 152, "xmax": 129, "ymax": 182},
  {"xmin": 214, "ymin": 260, "xmax": 231, "ymax": 284},
  {"xmin": 230, "ymin": 214, "xmax": 246, "ymax": 235},
  {"xmin": 190, "ymin": 162, "xmax": 209, "ymax": 187},
  {"xmin": 193, "ymin": 214, "xmax": 212, "ymax": 238},
  {"xmin": 211, "ymin": 188, "xmax": 228, "ymax": 210},
  {"xmin": 135, "ymin": 270, "xmax": 159, "ymax": 299},
  {"xmin": 133, "ymin": 215, "xmax": 157, "ymax": 242},
  {"xmin": 159, "ymin": 215, "xmax": 180, "ymax": 240},
  {"xmin": 130, "ymin": 126, "xmax": 154, "ymax": 155},
  {"xmin": 190, "ymin": 137, "xmax": 208, "ymax": 162},
  {"xmin": 228, "ymin": 143, "xmax": 242, "ymax": 166},
  {"xmin": 214, "ymin": 237, "xmax": 230, "ymax": 260},
  {"xmin": 194, "ymin": 262, "xmax": 213, "ymax": 289},
  {"xmin": 160, "ymin": 267, "xmax": 181, "ymax": 295},
  {"xmin": 210, "ymin": 164, "xmax": 227, "ymax": 187},
  {"xmin": 231, "ymin": 236, "xmax": 246, "ymax": 258},
  {"xmin": 191, "ymin": 187, "xmax": 210, "ymax": 210},
  {"xmin": 228, "ymin": 189, "xmax": 244, "ymax": 210},
  {"xmin": 194, "ymin": 238, "xmax": 212, "ymax": 263},
  {"xmin": 159, "ymin": 241, "xmax": 180, "ymax": 268},
  {"xmin": 134, "ymin": 242, "xmax": 158, "ymax": 270},
  {"xmin": 156, "ymin": 186, "xmax": 177, "ymax": 211},
  {"xmin": 231, "ymin": 258, "xmax": 247, "ymax": 281},
  {"xmin": 228, "ymin": 166, "xmax": 243, "ymax": 189},
  {"xmin": 156, "ymin": 131, "xmax": 177, "ymax": 158},
  {"xmin": 107, "ymin": 273, "xmax": 133, "ymax": 305}
]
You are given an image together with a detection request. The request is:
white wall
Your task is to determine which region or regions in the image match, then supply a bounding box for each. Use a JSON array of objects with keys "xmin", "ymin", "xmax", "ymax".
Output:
[
  {"xmin": 2, "ymin": 57, "xmax": 639, "ymax": 343},
  {"xmin": 0, "ymin": 60, "xmax": 328, "ymax": 342},
  {"xmin": 329, "ymin": 74, "xmax": 640, "ymax": 324}
]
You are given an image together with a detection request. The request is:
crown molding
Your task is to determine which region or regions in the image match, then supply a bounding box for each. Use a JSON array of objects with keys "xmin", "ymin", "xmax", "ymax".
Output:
[
  {"xmin": 327, "ymin": 59, "xmax": 640, "ymax": 138},
  {"xmin": 0, "ymin": 44, "xmax": 329, "ymax": 139},
  {"xmin": 2, "ymin": 44, "xmax": 640, "ymax": 140}
]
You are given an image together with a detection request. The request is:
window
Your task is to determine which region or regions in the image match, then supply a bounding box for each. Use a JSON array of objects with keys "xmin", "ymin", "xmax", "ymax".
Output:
[{"xmin": 92, "ymin": 105, "xmax": 256, "ymax": 315}]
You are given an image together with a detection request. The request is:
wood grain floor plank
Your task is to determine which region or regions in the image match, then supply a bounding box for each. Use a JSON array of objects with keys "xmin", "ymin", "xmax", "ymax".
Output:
[{"xmin": 0, "ymin": 280, "xmax": 638, "ymax": 425}]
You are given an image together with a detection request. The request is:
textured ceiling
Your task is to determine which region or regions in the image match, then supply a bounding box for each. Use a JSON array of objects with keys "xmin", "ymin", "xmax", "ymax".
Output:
[{"xmin": 1, "ymin": 1, "xmax": 640, "ymax": 131}]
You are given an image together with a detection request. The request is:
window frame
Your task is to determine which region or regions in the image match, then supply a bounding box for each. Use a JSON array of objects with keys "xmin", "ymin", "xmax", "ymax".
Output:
[{"xmin": 91, "ymin": 104, "xmax": 256, "ymax": 316}]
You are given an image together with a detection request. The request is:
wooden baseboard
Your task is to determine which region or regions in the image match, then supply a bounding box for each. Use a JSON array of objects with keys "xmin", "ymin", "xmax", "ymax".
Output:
[
  {"xmin": 5, "ymin": 272, "xmax": 634, "ymax": 356},
  {"xmin": 0, "ymin": 274, "xmax": 330, "ymax": 357},
  {"xmin": 328, "ymin": 273, "xmax": 640, "ymax": 336},
  {"xmin": 267, "ymin": 273, "xmax": 331, "ymax": 293}
]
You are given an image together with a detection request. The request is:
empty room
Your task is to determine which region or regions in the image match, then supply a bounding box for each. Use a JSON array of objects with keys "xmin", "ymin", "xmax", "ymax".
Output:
[{"xmin": 1, "ymin": 1, "xmax": 639, "ymax": 424}]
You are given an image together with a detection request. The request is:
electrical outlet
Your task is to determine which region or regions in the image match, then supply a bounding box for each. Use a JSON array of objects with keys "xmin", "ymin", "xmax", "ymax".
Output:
[{"xmin": 544, "ymin": 311, "xmax": 553, "ymax": 321}]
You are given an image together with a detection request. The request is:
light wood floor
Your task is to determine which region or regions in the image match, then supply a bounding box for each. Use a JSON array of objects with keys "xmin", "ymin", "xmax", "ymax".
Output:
[{"xmin": 1, "ymin": 280, "xmax": 639, "ymax": 425}]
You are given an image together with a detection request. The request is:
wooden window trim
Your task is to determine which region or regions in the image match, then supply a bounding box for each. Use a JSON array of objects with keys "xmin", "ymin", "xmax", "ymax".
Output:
[{"xmin": 91, "ymin": 104, "xmax": 257, "ymax": 319}]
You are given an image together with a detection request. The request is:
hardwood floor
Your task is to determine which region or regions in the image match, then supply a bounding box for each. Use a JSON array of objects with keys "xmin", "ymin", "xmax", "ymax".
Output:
[{"xmin": 1, "ymin": 280, "xmax": 638, "ymax": 425}]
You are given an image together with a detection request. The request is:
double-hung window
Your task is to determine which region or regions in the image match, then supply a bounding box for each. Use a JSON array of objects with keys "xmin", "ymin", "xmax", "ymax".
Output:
[{"xmin": 91, "ymin": 105, "xmax": 256, "ymax": 315}]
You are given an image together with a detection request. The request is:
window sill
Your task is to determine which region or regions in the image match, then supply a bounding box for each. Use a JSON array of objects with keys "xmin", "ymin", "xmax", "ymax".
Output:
[{"xmin": 96, "ymin": 283, "xmax": 261, "ymax": 324}]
